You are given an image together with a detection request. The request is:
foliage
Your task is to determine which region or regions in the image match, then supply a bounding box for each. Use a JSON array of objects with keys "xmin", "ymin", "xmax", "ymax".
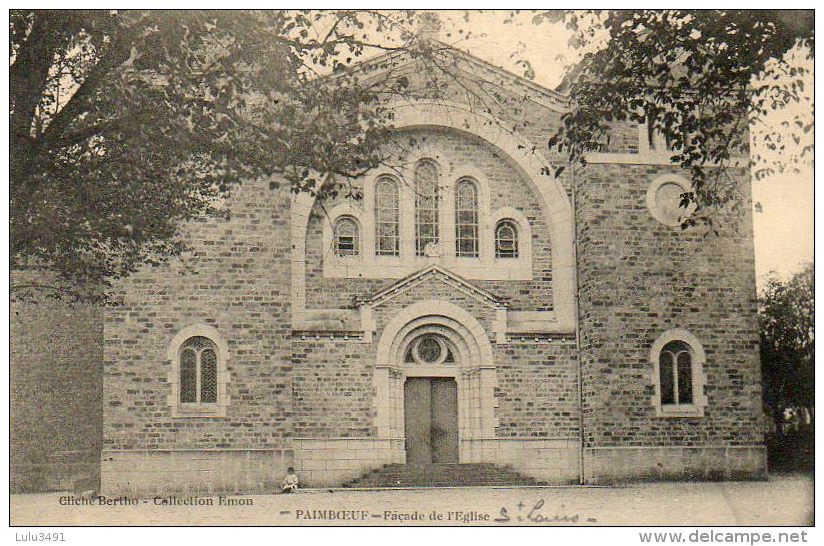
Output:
[
  {"xmin": 12, "ymin": 10, "xmax": 814, "ymax": 300},
  {"xmin": 759, "ymin": 263, "xmax": 814, "ymax": 418},
  {"xmin": 9, "ymin": 9, "xmax": 424, "ymax": 300},
  {"xmin": 534, "ymin": 10, "xmax": 814, "ymax": 228}
]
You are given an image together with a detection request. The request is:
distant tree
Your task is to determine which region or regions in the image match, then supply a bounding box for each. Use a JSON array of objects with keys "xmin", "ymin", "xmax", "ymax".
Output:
[
  {"xmin": 534, "ymin": 9, "xmax": 814, "ymax": 229},
  {"xmin": 10, "ymin": 9, "xmax": 427, "ymax": 301},
  {"xmin": 759, "ymin": 263, "xmax": 814, "ymax": 421}
]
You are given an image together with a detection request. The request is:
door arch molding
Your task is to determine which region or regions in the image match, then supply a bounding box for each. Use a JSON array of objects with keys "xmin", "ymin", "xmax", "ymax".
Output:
[{"xmin": 373, "ymin": 300, "xmax": 498, "ymax": 463}]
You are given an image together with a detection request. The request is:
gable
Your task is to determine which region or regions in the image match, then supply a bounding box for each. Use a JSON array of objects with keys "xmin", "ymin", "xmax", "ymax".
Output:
[
  {"xmin": 339, "ymin": 44, "xmax": 569, "ymax": 113},
  {"xmin": 359, "ymin": 265, "xmax": 506, "ymax": 311},
  {"xmin": 294, "ymin": 45, "xmax": 579, "ymax": 333}
]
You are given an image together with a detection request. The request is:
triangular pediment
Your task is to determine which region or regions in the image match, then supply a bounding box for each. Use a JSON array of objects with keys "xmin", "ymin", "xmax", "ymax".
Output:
[
  {"xmin": 333, "ymin": 42, "xmax": 568, "ymax": 112},
  {"xmin": 359, "ymin": 265, "xmax": 507, "ymax": 310}
]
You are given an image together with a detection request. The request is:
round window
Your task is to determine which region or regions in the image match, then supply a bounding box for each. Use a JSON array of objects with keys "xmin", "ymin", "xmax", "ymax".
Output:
[
  {"xmin": 646, "ymin": 175, "xmax": 696, "ymax": 227},
  {"xmin": 416, "ymin": 337, "xmax": 443, "ymax": 363},
  {"xmin": 408, "ymin": 335, "xmax": 452, "ymax": 365}
]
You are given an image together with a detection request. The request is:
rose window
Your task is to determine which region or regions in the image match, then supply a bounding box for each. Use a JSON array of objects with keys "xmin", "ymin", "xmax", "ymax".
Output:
[{"xmin": 404, "ymin": 335, "xmax": 455, "ymax": 365}]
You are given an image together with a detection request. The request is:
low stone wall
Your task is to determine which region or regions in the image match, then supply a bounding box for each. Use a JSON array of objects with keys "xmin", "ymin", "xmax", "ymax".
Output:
[
  {"xmin": 583, "ymin": 446, "xmax": 767, "ymax": 483},
  {"xmin": 461, "ymin": 438, "xmax": 580, "ymax": 484},
  {"xmin": 101, "ymin": 449, "xmax": 293, "ymax": 497},
  {"xmin": 292, "ymin": 438, "xmax": 404, "ymax": 487}
]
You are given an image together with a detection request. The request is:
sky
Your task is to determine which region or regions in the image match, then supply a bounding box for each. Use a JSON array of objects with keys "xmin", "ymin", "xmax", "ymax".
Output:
[{"xmin": 426, "ymin": 10, "xmax": 814, "ymax": 288}]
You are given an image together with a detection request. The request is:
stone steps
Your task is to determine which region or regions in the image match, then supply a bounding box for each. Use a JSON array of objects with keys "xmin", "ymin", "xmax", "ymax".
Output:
[{"xmin": 342, "ymin": 463, "xmax": 548, "ymax": 488}]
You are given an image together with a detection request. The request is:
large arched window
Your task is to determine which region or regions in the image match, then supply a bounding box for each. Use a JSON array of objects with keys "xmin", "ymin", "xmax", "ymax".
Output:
[
  {"xmin": 179, "ymin": 336, "xmax": 218, "ymax": 404},
  {"xmin": 495, "ymin": 220, "xmax": 519, "ymax": 258},
  {"xmin": 333, "ymin": 216, "xmax": 359, "ymax": 257},
  {"xmin": 375, "ymin": 176, "xmax": 400, "ymax": 256},
  {"xmin": 658, "ymin": 340, "xmax": 693, "ymax": 406},
  {"xmin": 455, "ymin": 178, "xmax": 479, "ymax": 257},
  {"xmin": 415, "ymin": 160, "xmax": 439, "ymax": 256}
]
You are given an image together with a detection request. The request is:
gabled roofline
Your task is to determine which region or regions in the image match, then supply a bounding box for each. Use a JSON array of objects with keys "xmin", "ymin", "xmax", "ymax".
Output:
[
  {"xmin": 356, "ymin": 264, "xmax": 508, "ymax": 309},
  {"xmin": 319, "ymin": 40, "xmax": 570, "ymax": 110},
  {"xmin": 443, "ymin": 43, "xmax": 570, "ymax": 105}
]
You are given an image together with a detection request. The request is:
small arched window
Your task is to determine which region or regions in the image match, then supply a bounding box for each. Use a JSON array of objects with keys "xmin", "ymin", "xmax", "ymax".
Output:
[
  {"xmin": 168, "ymin": 324, "xmax": 230, "ymax": 417},
  {"xmin": 415, "ymin": 160, "xmax": 439, "ymax": 256},
  {"xmin": 334, "ymin": 216, "xmax": 359, "ymax": 257},
  {"xmin": 658, "ymin": 340, "xmax": 693, "ymax": 406},
  {"xmin": 179, "ymin": 336, "xmax": 218, "ymax": 404},
  {"xmin": 455, "ymin": 178, "xmax": 479, "ymax": 257},
  {"xmin": 495, "ymin": 220, "xmax": 519, "ymax": 258},
  {"xmin": 375, "ymin": 176, "xmax": 400, "ymax": 256},
  {"xmin": 650, "ymin": 329, "xmax": 707, "ymax": 417}
]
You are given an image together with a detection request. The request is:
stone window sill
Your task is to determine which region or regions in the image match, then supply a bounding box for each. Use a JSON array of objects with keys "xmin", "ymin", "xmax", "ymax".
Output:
[
  {"xmin": 323, "ymin": 257, "xmax": 532, "ymax": 281},
  {"xmin": 655, "ymin": 404, "xmax": 705, "ymax": 418},
  {"xmin": 170, "ymin": 403, "xmax": 227, "ymax": 418}
]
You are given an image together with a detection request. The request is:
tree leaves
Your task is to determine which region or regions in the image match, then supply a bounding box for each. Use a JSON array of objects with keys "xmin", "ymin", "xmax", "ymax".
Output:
[
  {"xmin": 9, "ymin": 10, "xmax": 422, "ymax": 302},
  {"xmin": 534, "ymin": 9, "xmax": 814, "ymax": 228},
  {"xmin": 759, "ymin": 263, "xmax": 814, "ymax": 416}
]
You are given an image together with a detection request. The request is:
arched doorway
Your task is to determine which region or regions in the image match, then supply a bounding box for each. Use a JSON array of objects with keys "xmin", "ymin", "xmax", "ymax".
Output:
[
  {"xmin": 374, "ymin": 300, "xmax": 498, "ymax": 464},
  {"xmin": 402, "ymin": 331, "xmax": 460, "ymax": 464}
]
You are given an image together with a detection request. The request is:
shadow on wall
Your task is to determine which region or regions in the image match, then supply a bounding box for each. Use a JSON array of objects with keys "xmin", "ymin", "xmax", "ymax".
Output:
[
  {"xmin": 11, "ymin": 455, "xmax": 100, "ymax": 494},
  {"xmin": 10, "ymin": 274, "xmax": 104, "ymax": 493}
]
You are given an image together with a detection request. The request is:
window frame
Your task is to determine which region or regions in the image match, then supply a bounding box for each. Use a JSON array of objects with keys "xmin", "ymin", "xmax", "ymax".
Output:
[
  {"xmin": 645, "ymin": 120, "xmax": 675, "ymax": 153},
  {"xmin": 167, "ymin": 324, "xmax": 230, "ymax": 418},
  {"xmin": 333, "ymin": 216, "xmax": 360, "ymax": 257},
  {"xmin": 454, "ymin": 178, "xmax": 480, "ymax": 258},
  {"xmin": 414, "ymin": 159, "xmax": 440, "ymax": 256},
  {"xmin": 375, "ymin": 176, "xmax": 400, "ymax": 256},
  {"xmin": 650, "ymin": 328, "xmax": 708, "ymax": 418},
  {"xmin": 658, "ymin": 341, "xmax": 694, "ymax": 406},
  {"xmin": 320, "ymin": 175, "xmax": 533, "ymax": 281},
  {"xmin": 646, "ymin": 174, "xmax": 697, "ymax": 228},
  {"xmin": 404, "ymin": 334, "xmax": 456, "ymax": 366},
  {"xmin": 178, "ymin": 337, "xmax": 219, "ymax": 405},
  {"xmin": 495, "ymin": 219, "xmax": 520, "ymax": 259}
]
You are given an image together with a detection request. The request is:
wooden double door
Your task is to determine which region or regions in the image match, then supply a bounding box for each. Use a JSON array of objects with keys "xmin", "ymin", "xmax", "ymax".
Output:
[{"xmin": 404, "ymin": 377, "xmax": 459, "ymax": 464}]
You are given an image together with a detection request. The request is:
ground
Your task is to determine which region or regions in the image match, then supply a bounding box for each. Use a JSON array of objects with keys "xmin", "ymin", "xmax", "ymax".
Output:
[{"xmin": 10, "ymin": 475, "xmax": 813, "ymax": 526}]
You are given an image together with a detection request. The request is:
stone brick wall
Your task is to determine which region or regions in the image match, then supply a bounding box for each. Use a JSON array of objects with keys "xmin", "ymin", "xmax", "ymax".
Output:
[
  {"xmin": 295, "ymin": 68, "xmax": 585, "ymax": 468},
  {"xmin": 102, "ymin": 448, "xmax": 293, "ymax": 496},
  {"xmin": 292, "ymin": 438, "xmax": 403, "ymax": 486},
  {"xmin": 103, "ymin": 177, "xmax": 294, "ymax": 452},
  {"xmin": 601, "ymin": 121, "xmax": 641, "ymax": 153},
  {"xmin": 584, "ymin": 446, "xmax": 767, "ymax": 484},
  {"xmin": 10, "ymin": 272, "xmax": 104, "ymax": 492},
  {"xmin": 15, "ymin": 48, "xmax": 770, "ymax": 491},
  {"xmin": 494, "ymin": 340, "xmax": 580, "ymax": 439},
  {"xmin": 575, "ymin": 164, "xmax": 763, "ymax": 451},
  {"xmin": 291, "ymin": 276, "xmax": 584, "ymax": 443},
  {"xmin": 463, "ymin": 438, "xmax": 580, "ymax": 484},
  {"xmin": 291, "ymin": 339, "xmax": 376, "ymax": 437},
  {"xmin": 372, "ymin": 57, "xmax": 574, "ymax": 201}
]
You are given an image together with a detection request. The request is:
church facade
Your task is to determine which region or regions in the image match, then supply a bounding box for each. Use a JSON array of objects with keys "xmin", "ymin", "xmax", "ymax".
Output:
[{"xmin": 99, "ymin": 47, "xmax": 766, "ymax": 495}]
